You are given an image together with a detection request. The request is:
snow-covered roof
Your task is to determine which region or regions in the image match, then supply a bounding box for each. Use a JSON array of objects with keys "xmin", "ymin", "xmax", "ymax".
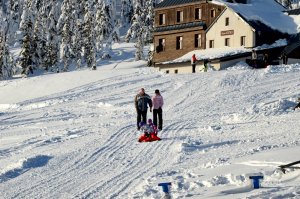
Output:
[{"xmin": 223, "ymin": 0, "xmax": 298, "ymax": 34}]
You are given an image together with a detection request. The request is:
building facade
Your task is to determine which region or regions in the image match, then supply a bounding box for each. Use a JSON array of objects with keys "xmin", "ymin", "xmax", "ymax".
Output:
[
  {"xmin": 153, "ymin": 0, "xmax": 225, "ymax": 64},
  {"xmin": 205, "ymin": 8, "xmax": 255, "ymax": 49}
]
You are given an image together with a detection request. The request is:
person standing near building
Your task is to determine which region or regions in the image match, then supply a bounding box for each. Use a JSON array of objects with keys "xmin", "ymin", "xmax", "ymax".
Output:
[
  {"xmin": 152, "ymin": 89, "xmax": 164, "ymax": 130},
  {"xmin": 203, "ymin": 59, "xmax": 209, "ymax": 72},
  {"xmin": 263, "ymin": 53, "xmax": 269, "ymax": 67},
  {"xmin": 251, "ymin": 49, "xmax": 257, "ymax": 68},
  {"xmin": 135, "ymin": 88, "xmax": 152, "ymax": 130},
  {"xmin": 191, "ymin": 54, "xmax": 197, "ymax": 73},
  {"xmin": 281, "ymin": 52, "xmax": 288, "ymax": 65}
]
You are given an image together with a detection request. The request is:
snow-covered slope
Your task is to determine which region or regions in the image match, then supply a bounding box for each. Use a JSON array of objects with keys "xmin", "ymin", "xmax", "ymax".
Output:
[{"xmin": 1, "ymin": 44, "xmax": 300, "ymax": 198}]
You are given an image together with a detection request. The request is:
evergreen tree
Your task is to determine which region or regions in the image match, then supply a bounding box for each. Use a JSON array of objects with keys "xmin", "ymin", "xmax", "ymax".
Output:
[
  {"xmin": 0, "ymin": 36, "xmax": 14, "ymax": 80},
  {"xmin": 58, "ymin": 0, "xmax": 73, "ymax": 72},
  {"xmin": 7, "ymin": 0, "xmax": 22, "ymax": 44},
  {"xmin": 125, "ymin": 1, "xmax": 145, "ymax": 60},
  {"xmin": 71, "ymin": 0, "xmax": 84, "ymax": 69},
  {"xmin": 120, "ymin": 0, "xmax": 133, "ymax": 26},
  {"xmin": 0, "ymin": 13, "xmax": 14, "ymax": 79},
  {"xmin": 32, "ymin": 7, "xmax": 47, "ymax": 69},
  {"xmin": 125, "ymin": 0, "xmax": 155, "ymax": 61},
  {"xmin": 44, "ymin": 0, "xmax": 60, "ymax": 72},
  {"xmin": 19, "ymin": 0, "xmax": 34, "ymax": 75},
  {"xmin": 82, "ymin": 0, "xmax": 96, "ymax": 70},
  {"xmin": 144, "ymin": 0, "xmax": 155, "ymax": 44},
  {"xmin": 95, "ymin": 1, "xmax": 113, "ymax": 51}
]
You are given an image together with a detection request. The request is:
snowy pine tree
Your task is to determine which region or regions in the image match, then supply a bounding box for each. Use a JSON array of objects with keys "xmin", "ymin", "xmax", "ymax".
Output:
[
  {"xmin": 120, "ymin": 0, "xmax": 133, "ymax": 27},
  {"xmin": 144, "ymin": 0, "xmax": 155, "ymax": 44},
  {"xmin": 44, "ymin": 0, "xmax": 60, "ymax": 72},
  {"xmin": 7, "ymin": 0, "xmax": 23, "ymax": 44},
  {"xmin": 0, "ymin": 11, "xmax": 14, "ymax": 79},
  {"xmin": 32, "ymin": 6, "xmax": 47, "ymax": 69},
  {"xmin": 58, "ymin": 0, "xmax": 73, "ymax": 72},
  {"xmin": 125, "ymin": 1, "xmax": 145, "ymax": 60},
  {"xmin": 82, "ymin": 0, "xmax": 96, "ymax": 70},
  {"xmin": 125, "ymin": 0, "xmax": 156, "ymax": 61},
  {"xmin": 19, "ymin": 0, "xmax": 34, "ymax": 75},
  {"xmin": 95, "ymin": 1, "xmax": 114, "ymax": 52},
  {"xmin": 0, "ymin": 36, "xmax": 14, "ymax": 79},
  {"xmin": 71, "ymin": 0, "xmax": 85, "ymax": 69}
]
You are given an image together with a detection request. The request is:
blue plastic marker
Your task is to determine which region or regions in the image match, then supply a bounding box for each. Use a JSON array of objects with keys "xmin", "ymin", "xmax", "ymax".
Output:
[
  {"xmin": 158, "ymin": 182, "xmax": 172, "ymax": 193},
  {"xmin": 249, "ymin": 175, "xmax": 264, "ymax": 189}
]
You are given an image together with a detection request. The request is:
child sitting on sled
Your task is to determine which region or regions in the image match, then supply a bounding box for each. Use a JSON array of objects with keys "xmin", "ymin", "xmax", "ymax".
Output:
[{"xmin": 138, "ymin": 119, "xmax": 161, "ymax": 142}]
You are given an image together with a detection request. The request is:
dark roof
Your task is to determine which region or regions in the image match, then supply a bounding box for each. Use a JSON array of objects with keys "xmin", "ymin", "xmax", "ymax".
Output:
[
  {"xmin": 155, "ymin": 0, "xmax": 200, "ymax": 8},
  {"xmin": 154, "ymin": 21, "xmax": 206, "ymax": 32},
  {"xmin": 283, "ymin": 33, "xmax": 300, "ymax": 55},
  {"xmin": 284, "ymin": 8, "xmax": 300, "ymax": 15},
  {"xmin": 247, "ymin": 20, "xmax": 276, "ymax": 33}
]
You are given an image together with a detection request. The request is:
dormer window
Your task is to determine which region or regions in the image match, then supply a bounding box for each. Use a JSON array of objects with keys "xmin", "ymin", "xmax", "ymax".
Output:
[
  {"xmin": 159, "ymin": 13, "xmax": 165, "ymax": 25},
  {"xmin": 195, "ymin": 8, "xmax": 202, "ymax": 20},
  {"xmin": 176, "ymin": 11, "xmax": 183, "ymax": 23}
]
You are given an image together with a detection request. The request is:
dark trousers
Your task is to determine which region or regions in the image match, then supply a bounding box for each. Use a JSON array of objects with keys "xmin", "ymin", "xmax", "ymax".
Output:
[
  {"xmin": 192, "ymin": 64, "xmax": 196, "ymax": 73},
  {"xmin": 137, "ymin": 109, "xmax": 147, "ymax": 128},
  {"xmin": 153, "ymin": 108, "xmax": 163, "ymax": 130}
]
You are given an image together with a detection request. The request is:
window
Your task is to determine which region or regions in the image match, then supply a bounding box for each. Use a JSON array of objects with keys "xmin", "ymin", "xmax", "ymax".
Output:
[
  {"xmin": 195, "ymin": 34, "xmax": 202, "ymax": 48},
  {"xmin": 158, "ymin": 38, "xmax": 165, "ymax": 51},
  {"xmin": 159, "ymin": 13, "xmax": 165, "ymax": 25},
  {"xmin": 176, "ymin": 11, "xmax": 183, "ymax": 23},
  {"xmin": 195, "ymin": 8, "xmax": 202, "ymax": 20},
  {"xmin": 225, "ymin": 38, "xmax": 230, "ymax": 46},
  {"xmin": 240, "ymin": 36, "xmax": 246, "ymax": 46},
  {"xmin": 225, "ymin": 17, "xmax": 229, "ymax": 26},
  {"xmin": 209, "ymin": 40, "xmax": 214, "ymax": 48},
  {"xmin": 210, "ymin": 9, "xmax": 216, "ymax": 18},
  {"xmin": 176, "ymin": 36, "xmax": 183, "ymax": 50},
  {"xmin": 174, "ymin": 69, "xmax": 178, "ymax": 74}
]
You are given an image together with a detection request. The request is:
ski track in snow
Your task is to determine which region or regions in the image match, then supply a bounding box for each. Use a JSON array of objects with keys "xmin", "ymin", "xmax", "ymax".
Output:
[{"xmin": 1, "ymin": 67, "xmax": 300, "ymax": 198}]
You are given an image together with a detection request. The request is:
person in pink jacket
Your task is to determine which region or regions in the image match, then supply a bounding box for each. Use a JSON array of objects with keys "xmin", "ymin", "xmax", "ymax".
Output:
[{"xmin": 152, "ymin": 89, "xmax": 164, "ymax": 130}]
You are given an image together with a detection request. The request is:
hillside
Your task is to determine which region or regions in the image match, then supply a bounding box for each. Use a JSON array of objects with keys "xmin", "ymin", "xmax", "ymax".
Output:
[{"xmin": 1, "ymin": 43, "xmax": 300, "ymax": 198}]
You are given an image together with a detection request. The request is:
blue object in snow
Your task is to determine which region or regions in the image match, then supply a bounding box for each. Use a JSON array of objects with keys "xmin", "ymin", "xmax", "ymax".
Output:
[
  {"xmin": 249, "ymin": 175, "xmax": 264, "ymax": 189},
  {"xmin": 158, "ymin": 182, "xmax": 172, "ymax": 193}
]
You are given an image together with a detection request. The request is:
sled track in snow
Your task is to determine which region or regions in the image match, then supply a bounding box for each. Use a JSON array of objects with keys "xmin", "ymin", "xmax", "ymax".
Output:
[{"xmin": 76, "ymin": 121, "xmax": 193, "ymax": 198}]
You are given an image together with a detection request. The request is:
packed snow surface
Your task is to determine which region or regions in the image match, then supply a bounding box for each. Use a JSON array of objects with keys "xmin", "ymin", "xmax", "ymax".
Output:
[{"xmin": 1, "ymin": 43, "xmax": 300, "ymax": 199}]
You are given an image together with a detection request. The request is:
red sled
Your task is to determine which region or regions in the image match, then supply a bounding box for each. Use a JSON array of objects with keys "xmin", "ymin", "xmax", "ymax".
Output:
[{"xmin": 138, "ymin": 133, "xmax": 161, "ymax": 142}]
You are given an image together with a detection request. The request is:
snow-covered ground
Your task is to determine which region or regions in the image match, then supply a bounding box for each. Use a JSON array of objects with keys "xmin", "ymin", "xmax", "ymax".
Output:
[{"xmin": 1, "ymin": 43, "xmax": 300, "ymax": 199}]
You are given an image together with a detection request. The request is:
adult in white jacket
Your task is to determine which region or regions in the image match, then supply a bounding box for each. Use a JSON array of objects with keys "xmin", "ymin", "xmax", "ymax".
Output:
[{"xmin": 152, "ymin": 89, "xmax": 164, "ymax": 130}]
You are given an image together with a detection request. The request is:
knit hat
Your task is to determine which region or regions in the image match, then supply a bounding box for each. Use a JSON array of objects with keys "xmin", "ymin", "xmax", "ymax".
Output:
[{"xmin": 139, "ymin": 88, "xmax": 145, "ymax": 94}]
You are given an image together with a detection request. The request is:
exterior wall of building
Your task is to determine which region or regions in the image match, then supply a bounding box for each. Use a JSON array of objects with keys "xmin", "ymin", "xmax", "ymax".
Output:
[
  {"xmin": 155, "ymin": 63, "xmax": 192, "ymax": 74},
  {"xmin": 210, "ymin": 56, "xmax": 251, "ymax": 70},
  {"xmin": 155, "ymin": 61, "xmax": 206, "ymax": 74},
  {"xmin": 153, "ymin": 3, "xmax": 225, "ymax": 63},
  {"xmin": 155, "ymin": 55, "xmax": 251, "ymax": 74},
  {"xmin": 206, "ymin": 8, "xmax": 255, "ymax": 49},
  {"xmin": 153, "ymin": 28, "xmax": 205, "ymax": 63},
  {"xmin": 154, "ymin": 3, "xmax": 224, "ymax": 28}
]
